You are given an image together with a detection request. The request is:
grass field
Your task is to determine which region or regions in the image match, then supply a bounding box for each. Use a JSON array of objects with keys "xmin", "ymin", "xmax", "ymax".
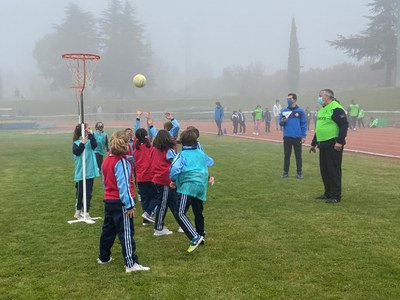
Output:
[{"xmin": 0, "ymin": 130, "xmax": 400, "ymax": 299}]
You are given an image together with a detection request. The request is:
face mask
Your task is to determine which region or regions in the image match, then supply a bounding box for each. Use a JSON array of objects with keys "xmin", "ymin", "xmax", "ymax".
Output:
[
  {"xmin": 287, "ymin": 99, "xmax": 294, "ymax": 106},
  {"xmin": 317, "ymin": 97, "xmax": 324, "ymax": 105}
]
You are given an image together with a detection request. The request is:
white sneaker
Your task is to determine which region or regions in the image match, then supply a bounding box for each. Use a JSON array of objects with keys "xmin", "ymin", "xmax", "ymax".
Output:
[
  {"xmin": 177, "ymin": 227, "xmax": 184, "ymax": 233},
  {"xmin": 153, "ymin": 228, "xmax": 173, "ymax": 236},
  {"xmin": 83, "ymin": 213, "xmax": 92, "ymax": 220},
  {"xmin": 74, "ymin": 210, "xmax": 82, "ymax": 219},
  {"xmin": 126, "ymin": 262, "xmax": 150, "ymax": 272},
  {"xmin": 141, "ymin": 212, "xmax": 155, "ymax": 223},
  {"xmin": 142, "ymin": 222, "xmax": 152, "ymax": 226},
  {"xmin": 97, "ymin": 257, "xmax": 113, "ymax": 264}
]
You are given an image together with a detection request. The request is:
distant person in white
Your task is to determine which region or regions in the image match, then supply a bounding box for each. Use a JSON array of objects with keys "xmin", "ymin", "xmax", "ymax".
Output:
[{"xmin": 273, "ymin": 99, "xmax": 282, "ymax": 131}]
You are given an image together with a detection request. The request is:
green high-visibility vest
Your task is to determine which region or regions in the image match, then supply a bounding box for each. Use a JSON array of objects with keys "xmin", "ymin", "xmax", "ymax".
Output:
[
  {"xmin": 349, "ymin": 103, "xmax": 359, "ymax": 117},
  {"xmin": 316, "ymin": 101, "xmax": 345, "ymax": 142},
  {"xmin": 358, "ymin": 109, "xmax": 365, "ymax": 118}
]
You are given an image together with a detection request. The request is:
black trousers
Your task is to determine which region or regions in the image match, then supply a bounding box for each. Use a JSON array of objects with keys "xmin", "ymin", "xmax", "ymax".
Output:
[
  {"xmin": 215, "ymin": 120, "xmax": 223, "ymax": 136},
  {"xmin": 99, "ymin": 202, "xmax": 138, "ymax": 268},
  {"xmin": 95, "ymin": 153, "xmax": 103, "ymax": 171},
  {"xmin": 154, "ymin": 184, "xmax": 179, "ymax": 231},
  {"xmin": 239, "ymin": 121, "xmax": 246, "ymax": 133},
  {"xmin": 176, "ymin": 194, "xmax": 204, "ymax": 241},
  {"xmin": 75, "ymin": 178, "xmax": 94, "ymax": 212},
  {"xmin": 137, "ymin": 181, "xmax": 157, "ymax": 216},
  {"xmin": 265, "ymin": 121, "xmax": 270, "ymax": 132},
  {"xmin": 232, "ymin": 121, "xmax": 238, "ymax": 134},
  {"xmin": 283, "ymin": 137, "xmax": 302, "ymax": 174},
  {"xmin": 319, "ymin": 147, "xmax": 343, "ymax": 200}
]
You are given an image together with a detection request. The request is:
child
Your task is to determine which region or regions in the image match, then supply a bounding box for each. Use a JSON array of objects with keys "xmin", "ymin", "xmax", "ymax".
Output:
[
  {"xmin": 93, "ymin": 121, "xmax": 109, "ymax": 171},
  {"xmin": 133, "ymin": 127, "xmax": 157, "ymax": 226},
  {"xmin": 98, "ymin": 131, "xmax": 150, "ymax": 272},
  {"xmin": 170, "ymin": 130, "xmax": 214, "ymax": 253},
  {"xmin": 151, "ymin": 129, "xmax": 179, "ymax": 236},
  {"xmin": 72, "ymin": 123, "xmax": 99, "ymax": 219},
  {"xmin": 231, "ymin": 110, "xmax": 239, "ymax": 135}
]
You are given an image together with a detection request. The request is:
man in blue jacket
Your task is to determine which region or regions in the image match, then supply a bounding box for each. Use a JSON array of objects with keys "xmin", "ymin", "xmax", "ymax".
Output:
[
  {"xmin": 214, "ymin": 101, "xmax": 224, "ymax": 136},
  {"xmin": 279, "ymin": 93, "xmax": 307, "ymax": 179}
]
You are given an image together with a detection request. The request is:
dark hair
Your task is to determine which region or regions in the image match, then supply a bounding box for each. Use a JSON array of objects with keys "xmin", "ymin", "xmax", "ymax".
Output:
[
  {"xmin": 135, "ymin": 128, "xmax": 151, "ymax": 150},
  {"xmin": 216, "ymin": 101, "xmax": 221, "ymax": 106},
  {"xmin": 179, "ymin": 130, "xmax": 198, "ymax": 147},
  {"xmin": 163, "ymin": 121, "xmax": 173, "ymax": 131},
  {"xmin": 73, "ymin": 123, "xmax": 87, "ymax": 141},
  {"xmin": 186, "ymin": 126, "xmax": 200, "ymax": 138},
  {"xmin": 153, "ymin": 129, "xmax": 176, "ymax": 151},
  {"xmin": 95, "ymin": 122, "xmax": 104, "ymax": 130},
  {"xmin": 124, "ymin": 128, "xmax": 132, "ymax": 132},
  {"xmin": 288, "ymin": 93, "xmax": 297, "ymax": 100}
]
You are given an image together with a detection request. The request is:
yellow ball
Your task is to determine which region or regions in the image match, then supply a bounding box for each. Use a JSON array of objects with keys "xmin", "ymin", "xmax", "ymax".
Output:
[{"xmin": 133, "ymin": 74, "xmax": 146, "ymax": 88}]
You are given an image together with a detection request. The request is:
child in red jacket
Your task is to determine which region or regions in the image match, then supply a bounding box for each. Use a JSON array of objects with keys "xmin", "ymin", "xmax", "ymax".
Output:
[{"xmin": 98, "ymin": 130, "xmax": 150, "ymax": 273}]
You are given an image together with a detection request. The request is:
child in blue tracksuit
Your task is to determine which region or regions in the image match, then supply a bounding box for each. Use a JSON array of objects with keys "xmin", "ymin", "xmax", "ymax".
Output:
[
  {"xmin": 170, "ymin": 130, "xmax": 214, "ymax": 253},
  {"xmin": 72, "ymin": 123, "xmax": 100, "ymax": 219},
  {"xmin": 93, "ymin": 121, "xmax": 109, "ymax": 171}
]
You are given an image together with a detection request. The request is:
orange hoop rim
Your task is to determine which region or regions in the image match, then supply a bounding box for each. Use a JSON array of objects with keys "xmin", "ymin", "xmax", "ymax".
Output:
[{"xmin": 62, "ymin": 53, "xmax": 100, "ymax": 60}]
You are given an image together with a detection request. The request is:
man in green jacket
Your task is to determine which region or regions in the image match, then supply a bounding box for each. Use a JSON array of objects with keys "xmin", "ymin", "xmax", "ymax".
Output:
[{"xmin": 310, "ymin": 89, "xmax": 349, "ymax": 203}]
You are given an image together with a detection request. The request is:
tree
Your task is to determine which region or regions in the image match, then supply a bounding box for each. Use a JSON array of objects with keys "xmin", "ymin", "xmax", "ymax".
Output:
[
  {"xmin": 98, "ymin": 0, "xmax": 152, "ymax": 98},
  {"xmin": 33, "ymin": 3, "xmax": 99, "ymax": 90},
  {"xmin": 287, "ymin": 17, "xmax": 300, "ymax": 92},
  {"xmin": 329, "ymin": 0, "xmax": 397, "ymax": 86}
]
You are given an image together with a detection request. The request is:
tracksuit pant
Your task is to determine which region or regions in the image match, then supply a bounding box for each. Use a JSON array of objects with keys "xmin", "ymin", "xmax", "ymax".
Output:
[
  {"xmin": 176, "ymin": 193, "xmax": 204, "ymax": 241},
  {"xmin": 95, "ymin": 153, "xmax": 104, "ymax": 171},
  {"xmin": 319, "ymin": 147, "xmax": 343, "ymax": 200},
  {"xmin": 99, "ymin": 201, "xmax": 138, "ymax": 268},
  {"xmin": 75, "ymin": 178, "xmax": 94, "ymax": 212},
  {"xmin": 283, "ymin": 137, "xmax": 302, "ymax": 174},
  {"xmin": 215, "ymin": 120, "xmax": 223, "ymax": 136},
  {"xmin": 137, "ymin": 182, "xmax": 157, "ymax": 217},
  {"xmin": 154, "ymin": 184, "xmax": 179, "ymax": 231}
]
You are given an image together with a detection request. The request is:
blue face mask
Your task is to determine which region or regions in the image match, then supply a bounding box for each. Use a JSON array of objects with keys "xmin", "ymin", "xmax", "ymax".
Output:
[
  {"xmin": 317, "ymin": 97, "xmax": 324, "ymax": 105},
  {"xmin": 287, "ymin": 99, "xmax": 294, "ymax": 106}
]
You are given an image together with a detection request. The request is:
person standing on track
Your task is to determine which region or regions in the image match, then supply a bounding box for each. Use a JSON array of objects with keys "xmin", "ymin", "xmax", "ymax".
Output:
[
  {"xmin": 310, "ymin": 89, "xmax": 349, "ymax": 204},
  {"xmin": 273, "ymin": 99, "xmax": 282, "ymax": 131},
  {"xmin": 279, "ymin": 93, "xmax": 307, "ymax": 179},
  {"xmin": 214, "ymin": 101, "xmax": 224, "ymax": 136}
]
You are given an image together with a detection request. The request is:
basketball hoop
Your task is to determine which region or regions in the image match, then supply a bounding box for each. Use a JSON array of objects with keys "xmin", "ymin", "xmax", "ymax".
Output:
[
  {"xmin": 62, "ymin": 53, "xmax": 100, "ymax": 93},
  {"xmin": 62, "ymin": 53, "xmax": 101, "ymax": 225}
]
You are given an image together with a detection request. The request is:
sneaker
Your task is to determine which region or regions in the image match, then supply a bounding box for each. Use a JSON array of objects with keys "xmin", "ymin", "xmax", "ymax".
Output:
[
  {"xmin": 153, "ymin": 228, "xmax": 173, "ymax": 236},
  {"xmin": 141, "ymin": 212, "xmax": 155, "ymax": 223},
  {"xmin": 281, "ymin": 172, "xmax": 289, "ymax": 178},
  {"xmin": 326, "ymin": 198, "xmax": 341, "ymax": 203},
  {"xmin": 74, "ymin": 210, "xmax": 82, "ymax": 219},
  {"xmin": 126, "ymin": 263, "xmax": 150, "ymax": 272},
  {"xmin": 97, "ymin": 257, "xmax": 113, "ymax": 264},
  {"xmin": 82, "ymin": 213, "xmax": 92, "ymax": 220},
  {"xmin": 296, "ymin": 173, "xmax": 304, "ymax": 179},
  {"xmin": 187, "ymin": 235, "xmax": 204, "ymax": 253},
  {"xmin": 177, "ymin": 227, "xmax": 184, "ymax": 233}
]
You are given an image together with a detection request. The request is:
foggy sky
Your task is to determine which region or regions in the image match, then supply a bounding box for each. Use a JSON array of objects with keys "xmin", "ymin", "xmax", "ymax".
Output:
[{"xmin": 1, "ymin": 0, "xmax": 370, "ymax": 80}]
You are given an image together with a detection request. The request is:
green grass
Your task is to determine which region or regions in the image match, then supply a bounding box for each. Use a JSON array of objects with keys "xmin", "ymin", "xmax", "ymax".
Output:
[{"xmin": 0, "ymin": 130, "xmax": 400, "ymax": 299}]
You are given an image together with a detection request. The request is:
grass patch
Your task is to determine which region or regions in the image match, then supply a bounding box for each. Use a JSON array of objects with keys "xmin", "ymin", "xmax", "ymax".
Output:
[{"xmin": 0, "ymin": 130, "xmax": 399, "ymax": 299}]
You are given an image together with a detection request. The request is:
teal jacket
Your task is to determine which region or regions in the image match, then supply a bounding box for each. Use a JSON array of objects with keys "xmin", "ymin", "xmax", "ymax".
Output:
[
  {"xmin": 73, "ymin": 136, "xmax": 100, "ymax": 182},
  {"xmin": 94, "ymin": 131, "xmax": 109, "ymax": 156},
  {"xmin": 170, "ymin": 146, "xmax": 214, "ymax": 201}
]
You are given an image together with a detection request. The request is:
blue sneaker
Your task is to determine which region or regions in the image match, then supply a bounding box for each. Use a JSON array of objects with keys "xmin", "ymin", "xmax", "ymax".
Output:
[{"xmin": 187, "ymin": 235, "xmax": 204, "ymax": 253}]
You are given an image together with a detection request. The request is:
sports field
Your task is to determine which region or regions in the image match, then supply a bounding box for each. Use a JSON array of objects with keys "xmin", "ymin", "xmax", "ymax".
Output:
[{"xmin": 0, "ymin": 128, "xmax": 399, "ymax": 299}]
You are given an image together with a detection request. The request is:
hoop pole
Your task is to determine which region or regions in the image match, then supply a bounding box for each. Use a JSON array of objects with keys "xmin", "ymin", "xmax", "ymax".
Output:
[{"xmin": 81, "ymin": 122, "xmax": 87, "ymax": 218}]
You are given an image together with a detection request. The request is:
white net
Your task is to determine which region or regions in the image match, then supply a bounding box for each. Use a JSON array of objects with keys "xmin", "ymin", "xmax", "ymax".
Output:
[{"xmin": 64, "ymin": 58, "xmax": 99, "ymax": 90}]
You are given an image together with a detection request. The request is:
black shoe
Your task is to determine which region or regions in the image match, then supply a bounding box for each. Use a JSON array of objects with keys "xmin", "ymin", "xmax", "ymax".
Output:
[
  {"xmin": 315, "ymin": 194, "xmax": 328, "ymax": 200},
  {"xmin": 296, "ymin": 173, "xmax": 304, "ymax": 179},
  {"xmin": 282, "ymin": 172, "xmax": 289, "ymax": 178},
  {"xmin": 326, "ymin": 198, "xmax": 341, "ymax": 203}
]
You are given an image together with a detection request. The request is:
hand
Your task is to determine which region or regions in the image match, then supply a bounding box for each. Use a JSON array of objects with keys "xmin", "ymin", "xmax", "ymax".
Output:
[
  {"xmin": 301, "ymin": 138, "xmax": 306, "ymax": 144},
  {"xmin": 170, "ymin": 181, "xmax": 177, "ymax": 189},
  {"xmin": 136, "ymin": 110, "xmax": 142, "ymax": 117},
  {"xmin": 145, "ymin": 112, "xmax": 151, "ymax": 119},
  {"xmin": 281, "ymin": 116, "xmax": 286, "ymax": 123},
  {"xmin": 165, "ymin": 112, "xmax": 172, "ymax": 120},
  {"xmin": 81, "ymin": 137, "xmax": 88, "ymax": 144},
  {"xmin": 334, "ymin": 143, "xmax": 343, "ymax": 151},
  {"xmin": 147, "ymin": 119, "xmax": 153, "ymax": 126},
  {"xmin": 309, "ymin": 146, "xmax": 316, "ymax": 153},
  {"xmin": 125, "ymin": 207, "xmax": 135, "ymax": 218}
]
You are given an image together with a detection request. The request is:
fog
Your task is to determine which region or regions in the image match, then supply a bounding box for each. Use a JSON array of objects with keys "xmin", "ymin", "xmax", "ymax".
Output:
[{"xmin": 0, "ymin": 0, "xmax": 370, "ymax": 99}]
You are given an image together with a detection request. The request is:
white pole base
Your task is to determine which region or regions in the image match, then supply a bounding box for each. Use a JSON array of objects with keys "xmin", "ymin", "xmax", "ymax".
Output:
[{"xmin": 67, "ymin": 216, "xmax": 102, "ymax": 224}]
